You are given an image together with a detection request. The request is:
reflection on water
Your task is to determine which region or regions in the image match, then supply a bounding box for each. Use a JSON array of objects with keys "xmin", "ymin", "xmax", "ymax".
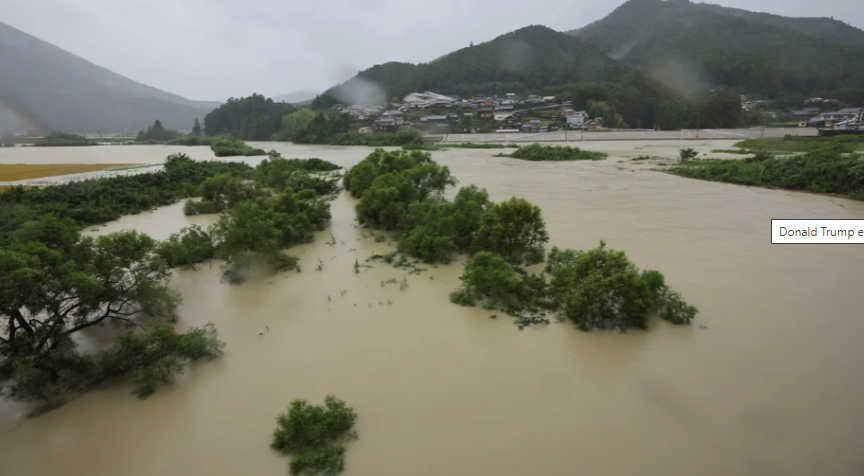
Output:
[{"xmin": 1, "ymin": 143, "xmax": 864, "ymax": 476}]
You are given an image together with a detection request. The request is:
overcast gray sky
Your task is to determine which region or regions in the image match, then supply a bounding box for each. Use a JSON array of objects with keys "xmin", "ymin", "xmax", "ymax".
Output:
[{"xmin": 4, "ymin": 0, "xmax": 862, "ymax": 101}]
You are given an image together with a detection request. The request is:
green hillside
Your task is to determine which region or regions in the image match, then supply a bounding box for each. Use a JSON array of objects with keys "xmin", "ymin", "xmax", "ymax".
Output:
[
  {"xmin": 568, "ymin": 0, "xmax": 864, "ymax": 106},
  {"xmin": 313, "ymin": 26, "xmax": 667, "ymax": 127}
]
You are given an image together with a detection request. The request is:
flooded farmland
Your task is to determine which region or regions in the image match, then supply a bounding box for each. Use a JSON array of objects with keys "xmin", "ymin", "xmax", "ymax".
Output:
[{"xmin": 1, "ymin": 142, "xmax": 864, "ymax": 476}]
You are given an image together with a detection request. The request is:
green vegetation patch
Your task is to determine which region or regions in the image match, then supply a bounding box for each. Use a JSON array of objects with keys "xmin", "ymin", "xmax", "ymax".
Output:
[
  {"xmin": 734, "ymin": 136, "xmax": 864, "ymax": 153},
  {"xmin": 345, "ymin": 148, "xmax": 550, "ymax": 267},
  {"xmin": 503, "ymin": 144, "xmax": 607, "ymax": 161},
  {"xmin": 0, "ymin": 153, "xmax": 251, "ymax": 245},
  {"xmin": 32, "ymin": 132, "xmax": 98, "ymax": 147},
  {"xmin": 450, "ymin": 242, "xmax": 697, "ymax": 331},
  {"xmin": 271, "ymin": 395, "xmax": 359, "ymax": 476},
  {"xmin": 0, "ymin": 152, "xmax": 341, "ymax": 413},
  {"xmin": 210, "ymin": 137, "xmax": 267, "ymax": 157},
  {"xmin": 0, "ymin": 218, "xmax": 225, "ymax": 409},
  {"xmin": 670, "ymin": 146, "xmax": 864, "ymax": 200},
  {"xmin": 166, "ymin": 135, "xmax": 218, "ymax": 146}
]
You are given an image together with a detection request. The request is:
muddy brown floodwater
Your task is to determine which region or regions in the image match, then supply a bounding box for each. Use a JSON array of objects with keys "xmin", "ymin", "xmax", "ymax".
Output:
[{"xmin": 2, "ymin": 142, "xmax": 864, "ymax": 476}]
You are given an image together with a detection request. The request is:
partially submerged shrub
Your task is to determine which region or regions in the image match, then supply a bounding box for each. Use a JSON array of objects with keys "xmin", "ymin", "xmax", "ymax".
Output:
[
  {"xmin": 255, "ymin": 153, "xmax": 342, "ymax": 195},
  {"xmin": 670, "ymin": 147, "xmax": 864, "ymax": 199},
  {"xmin": 355, "ymin": 173, "xmax": 419, "ymax": 230},
  {"xmin": 97, "ymin": 323, "xmax": 225, "ymax": 398},
  {"xmin": 506, "ymin": 144, "xmax": 607, "ymax": 161},
  {"xmin": 450, "ymin": 242, "xmax": 698, "ymax": 332},
  {"xmin": 210, "ymin": 196, "xmax": 311, "ymax": 284},
  {"xmin": 271, "ymin": 395, "xmax": 358, "ymax": 476},
  {"xmin": 6, "ymin": 324, "xmax": 225, "ymax": 405},
  {"xmin": 210, "ymin": 137, "xmax": 266, "ymax": 157},
  {"xmin": 679, "ymin": 147, "xmax": 698, "ymax": 163},
  {"xmin": 343, "ymin": 149, "xmax": 432, "ymax": 198},
  {"xmin": 472, "ymin": 198, "xmax": 548, "ymax": 265},
  {"xmin": 547, "ymin": 242, "xmax": 697, "ymax": 331},
  {"xmin": 157, "ymin": 225, "xmax": 215, "ymax": 268},
  {"xmin": 452, "ymin": 251, "xmax": 523, "ymax": 306}
]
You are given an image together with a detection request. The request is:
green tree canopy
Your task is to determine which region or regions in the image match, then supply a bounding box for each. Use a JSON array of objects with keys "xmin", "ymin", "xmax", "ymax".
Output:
[
  {"xmin": 472, "ymin": 198, "xmax": 549, "ymax": 265},
  {"xmin": 136, "ymin": 119, "xmax": 179, "ymax": 142},
  {"xmin": 0, "ymin": 222, "xmax": 179, "ymax": 364},
  {"xmin": 203, "ymin": 94, "xmax": 295, "ymax": 140}
]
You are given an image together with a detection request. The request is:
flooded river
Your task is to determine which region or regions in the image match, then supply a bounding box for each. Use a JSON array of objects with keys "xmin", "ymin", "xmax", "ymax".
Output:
[{"xmin": 2, "ymin": 143, "xmax": 864, "ymax": 476}]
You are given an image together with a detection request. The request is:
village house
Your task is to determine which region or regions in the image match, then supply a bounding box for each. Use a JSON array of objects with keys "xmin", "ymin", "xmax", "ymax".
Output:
[
  {"xmin": 374, "ymin": 116, "xmax": 398, "ymax": 133},
  {"xmin": 521, "ymin": 119, "xmax": 547, "ymax": 133},
  {"xmin": 373, "ymin": 111, "xmax": 405, "ymax": 132},
  {"xmin": 478, "ymin": 100, "xmax": 495, "ymax": 119},
  {"xmin": 496, "ymin": 113, "xmax": 522, "ymax": 132},
  {"xmin": 821, "ymin": 108, "xmax": 862, "ymax": 121},
  {"xmin": 402, "ymin": 92, "xmax": 457, "ymax": 110},
  {"xmin": 419, "ymin": 115, "xmax": 450, "ymax": 132},
  {"xmin": 565, "ymin": 111, "xmax": 590, "ymax": 129},
  {"xmin": 789, "ymin": 107, "xmax": 821, "ymax": 117}
]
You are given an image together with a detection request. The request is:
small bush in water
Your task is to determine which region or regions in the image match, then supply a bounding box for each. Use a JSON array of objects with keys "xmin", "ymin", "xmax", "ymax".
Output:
[{"xmin": 271, "ymin": 395, "xmax": 358, "ymax": 476}]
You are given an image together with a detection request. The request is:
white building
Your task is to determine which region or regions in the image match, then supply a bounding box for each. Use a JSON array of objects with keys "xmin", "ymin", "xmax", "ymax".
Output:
[
  {"xmin": 403, "ymin": 92, "xmax": 456, "ymax": 108},
  {"xmin": 565, "ymin": 111, "xmax": 590, "ymax": 128}
]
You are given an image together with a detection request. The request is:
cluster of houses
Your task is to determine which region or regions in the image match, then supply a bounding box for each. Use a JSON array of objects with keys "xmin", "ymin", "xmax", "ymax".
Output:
[
  {"xmin": 337, "ymin": 91, "xmax": 603, "ymax": 134},
  {"xmin": 740, "ymin": 95, "xmax": 862, "ymax": 128},
  {"xmin": 791, "ymin": 107, "xmax": 863, "ymax": 128}
]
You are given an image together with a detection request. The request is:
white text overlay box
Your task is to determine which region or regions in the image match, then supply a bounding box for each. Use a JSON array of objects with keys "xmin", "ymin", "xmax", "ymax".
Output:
[{"xmin": 772, "ymin": 220, "xmax": 864, "ymax": 244}]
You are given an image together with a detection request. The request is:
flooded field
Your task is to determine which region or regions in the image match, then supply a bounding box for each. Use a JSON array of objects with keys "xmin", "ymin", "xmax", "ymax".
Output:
[{"xmin": 2, "ymin": 143, "xmax": 864, "ymax": 476}]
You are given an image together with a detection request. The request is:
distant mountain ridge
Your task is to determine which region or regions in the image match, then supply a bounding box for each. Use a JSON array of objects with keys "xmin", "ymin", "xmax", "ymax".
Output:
[
  {"xmin": 569, "ymin": 1, "xmax": 864, "ymax": 48},
  {"xmin": 0, "ymin": 21, "xmax": 220, "ymax": 133},
  {"xmin": 567, "ymin": 0, "xmax": 864, "ymax": 102},
  {"xmin": 273, "ymin": 90, "xmax": 319, "ymax": 104}
]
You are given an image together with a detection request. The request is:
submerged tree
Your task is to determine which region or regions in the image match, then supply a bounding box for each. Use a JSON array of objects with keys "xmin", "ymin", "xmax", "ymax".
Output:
[
  {"xmin": 271, "ymin": 395, "xmax": 359, "ymax": 476},
  {"xmin": 0, "ymin": 217, "xmax": 229, "ymax": 406},
  {"xmin": 343, "ymin": 149, "xmax": 432, "ymax": 198},
  {"xmin": 355, "ymin": 173, "xmax": 419, "ymax": 230},
  {"xmin": 0, "ymin": 223, "xmax": 180, "ymax": 365},
  {"xmin": 472, "ymin": 198, "xmax": 549, "ymax": 265},
  {"xmin": 546, "ymin": 242, "xmax": 697, "ymax": 331},
  {"xmin": 210, "ymin": 198, "xmax": 299, "ymax": 284},
  {"xmin": 191, "ymin": 118, "xmax": 202, "ymax": 136}
]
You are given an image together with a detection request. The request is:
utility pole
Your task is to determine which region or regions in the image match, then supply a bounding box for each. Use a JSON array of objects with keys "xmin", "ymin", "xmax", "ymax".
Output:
[{"xmin": 696, "ymin": 113, "xmax": 700, "ymax": 140}]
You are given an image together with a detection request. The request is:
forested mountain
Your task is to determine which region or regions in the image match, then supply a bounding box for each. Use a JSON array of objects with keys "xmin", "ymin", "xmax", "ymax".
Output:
[
  {"xmin": 0, "ymin": 22, "xmax": 219, "ymax": 133},
  {"xmin": 568, "ymin": 0, "xmax": 864, "ymax": 106},
  {"xmin": 204, "ymin": 94, "xmax": 296, "ymax": 140},
  {"xmin": 696, "ymin": 3, "xmax": 864, "ymax": 47},
  {"xmin": 313, "ymin": 26, "xmax": 668, "ymax": 127}
]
